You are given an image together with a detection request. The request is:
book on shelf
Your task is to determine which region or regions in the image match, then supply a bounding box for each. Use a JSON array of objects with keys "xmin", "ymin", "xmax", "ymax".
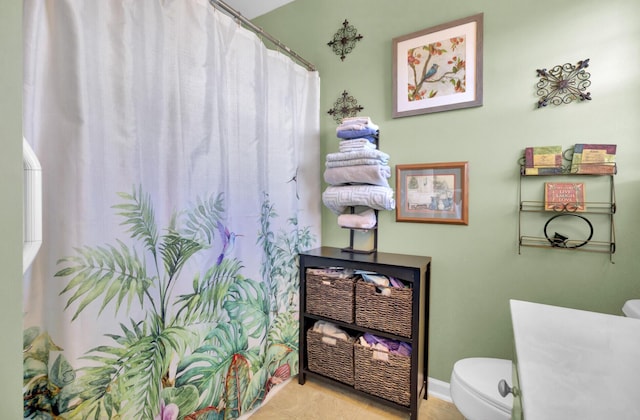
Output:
[
  {"xmin": 524, "ymin": 146, "xmax": 563, "ymax": 175},
  {"xmin": 544, "ymin": 182, "xmax": 585, "ymax": 212},
  {"xmin": 570, "ymin": 144, "xmax": 617, "ymax": 174},
  {"xmin": 525, "ymin": 166, "xmax": 564, "ymax": 175}
]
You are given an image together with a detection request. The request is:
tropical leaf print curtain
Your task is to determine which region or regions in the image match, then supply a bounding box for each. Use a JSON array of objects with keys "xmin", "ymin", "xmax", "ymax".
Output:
[{"xmin": 22, "ymin": 1, "xmax": 321, "ymax": 418}]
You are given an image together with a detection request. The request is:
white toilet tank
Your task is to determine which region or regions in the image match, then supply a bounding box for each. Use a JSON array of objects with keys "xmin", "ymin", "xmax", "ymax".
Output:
[{"xmin": 622, "ymin": 300, "xmax": 640, "ymax": 319}]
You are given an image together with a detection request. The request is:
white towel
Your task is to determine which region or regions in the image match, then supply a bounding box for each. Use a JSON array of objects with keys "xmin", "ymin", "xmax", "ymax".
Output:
[
  {"xmin": 326, "ymin": 149, "xmax": 389, "ymax": 163},
  {"xmin": 337, "ymin": 208, "xmax": 377, "ymax": 229},
  {"xmin": 325, "ymin": 158, "xmax": 388, "ymax": 168},
  {"xmin": 337, "ymin": 116, "xmax": 379, "ymax": 133},
  {"xmin": 337, "ymin": 122, "xmax": 379, "ymax": 133},
  {"xmin": 339, "ymin": 138, "xmax": 377, "ymax": 152},
  {"xmin": 324, "ymin": 164, "xmax": 391, "ymax": 187},
  {"xmin": 341, "ymin": 116, "xmax": 373, "ymax": 125},
  {"xmin": 340, "ymin": 138, "xmax": 376, "ymax": 147},
  {"xmin": 322, "ymin": 185, "xmax": 396, "ymax": 214},
  {"xmin": 340, "ymin": 146, "xmax": 376, "ymax": 153}
]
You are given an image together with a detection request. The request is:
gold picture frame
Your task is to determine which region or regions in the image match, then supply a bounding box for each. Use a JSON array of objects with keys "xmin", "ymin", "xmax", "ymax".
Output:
[{"xmin": 396, "ymin": 162, "xmax": 469, "ymax": 224}]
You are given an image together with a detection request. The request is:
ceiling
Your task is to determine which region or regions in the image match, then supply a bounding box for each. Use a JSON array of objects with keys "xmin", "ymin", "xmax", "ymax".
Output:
[{"xmin": 221, "ymin": 0, "xmax": 295, "ymax": 19}]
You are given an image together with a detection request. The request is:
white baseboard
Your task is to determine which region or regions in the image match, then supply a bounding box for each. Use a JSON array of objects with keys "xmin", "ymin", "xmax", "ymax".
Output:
[{"xmin": 427, "ymin": 376, "xmax": 452, "ymax": 402}]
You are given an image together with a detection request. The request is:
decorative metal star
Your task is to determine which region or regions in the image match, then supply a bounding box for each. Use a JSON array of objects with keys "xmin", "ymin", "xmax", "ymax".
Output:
[
  {"xmin": 327, "ymin": 19, "xmax": 363, "ymax": 61},
  {"xmin": 536, "ymin": 59, "xmax": 592, "ymax": 108},
  {"xmin": 327, "ymin": 90, "xmax": 364, "ymax": 124}
]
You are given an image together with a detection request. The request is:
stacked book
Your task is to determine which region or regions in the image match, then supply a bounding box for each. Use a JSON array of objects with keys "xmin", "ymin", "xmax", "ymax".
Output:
[
  {"xmin": 570, "ymin": 144, "xmax": 617, "ymax": 174},
  {"xmin": 523, "ymin": 146, "xmax": 563, "ymax": 175},
  {"xmin": 522, "ymin": 144, "xmax": 617, "ymax": 175}
]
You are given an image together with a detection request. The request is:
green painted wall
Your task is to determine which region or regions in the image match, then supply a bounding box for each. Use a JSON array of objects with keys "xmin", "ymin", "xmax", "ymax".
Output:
[
  {"xmin": 256, "ymin": 0, "xmax": 640, "ymax": 382},
  {"xmin": 0, "ymin": 0, "xmax": 24, "ymax": 416}
]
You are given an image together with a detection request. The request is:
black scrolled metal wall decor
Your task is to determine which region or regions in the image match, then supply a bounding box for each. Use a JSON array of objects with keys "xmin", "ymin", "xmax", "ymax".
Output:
[
  {"xmin": 327, "ymin": 19, "xmax": 363, "ymax": 61},
  {"xmin": 544, "ymin": 213, "xmax": 594, "ymax": 249},
  {"xmin": 327, "ymin": 90, "xmax": 364, "ymax": 123},
  {"xmin": 536, "ymin": 59, "xmax": 592, "ymax": 108}
]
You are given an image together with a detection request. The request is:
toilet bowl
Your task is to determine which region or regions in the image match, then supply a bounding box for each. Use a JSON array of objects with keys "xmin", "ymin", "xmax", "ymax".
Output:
[{"xmin": 450, "ymin": 357, "xmax": 513, "ymax": 420}]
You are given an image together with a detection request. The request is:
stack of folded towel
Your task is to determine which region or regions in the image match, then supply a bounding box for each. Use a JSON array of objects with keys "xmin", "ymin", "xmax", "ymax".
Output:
[
  {"xmin": 336, "ymin": 116, "xmax": 379, "ymax": 143},
  {"xmin": 322, "ymin": 117, "xmax": 395, "ymax": 226}
]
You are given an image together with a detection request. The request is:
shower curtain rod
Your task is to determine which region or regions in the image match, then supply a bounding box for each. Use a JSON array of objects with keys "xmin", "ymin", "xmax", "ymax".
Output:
[{"xmin": 209, "ymin": 0, "xmax": 316, "ymax": 72}]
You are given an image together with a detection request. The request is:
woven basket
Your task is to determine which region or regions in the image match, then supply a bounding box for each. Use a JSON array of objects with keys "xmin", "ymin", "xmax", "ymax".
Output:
[
  {"xmin": 307, "ymin": 329, "xmax": 355, "ymax": 385},
  {"xmin": 355, "ymin": 280, "xmax": 413, "ymax": 338},
  {"xmin": 306, "ymin": 270, "xmax": 355, "ymax": 323},
  {"xmin": 354, "ymin": 342, "xmax": 411, "ymax": 406}
]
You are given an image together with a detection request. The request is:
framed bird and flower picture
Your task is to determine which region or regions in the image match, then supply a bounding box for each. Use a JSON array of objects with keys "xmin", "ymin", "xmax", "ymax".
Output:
[{"xmin": 392, "ymin": 13, "xmax": 483, "ymax": 118}]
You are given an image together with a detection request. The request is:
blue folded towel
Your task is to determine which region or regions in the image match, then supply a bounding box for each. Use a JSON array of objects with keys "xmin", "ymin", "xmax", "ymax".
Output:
[{"xmin": 337, "ymin": 127, "xmax": 379, "ymax": 140}]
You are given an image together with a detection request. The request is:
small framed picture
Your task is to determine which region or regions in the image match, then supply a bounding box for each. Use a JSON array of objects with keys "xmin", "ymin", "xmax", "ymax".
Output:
[
  {"xmin": 396, "ymin": 162, "xmax": 469, "ymax": 224},
  {"xmin": 392, "ymin": 13, "xmax": 483, "ymax": 118}
]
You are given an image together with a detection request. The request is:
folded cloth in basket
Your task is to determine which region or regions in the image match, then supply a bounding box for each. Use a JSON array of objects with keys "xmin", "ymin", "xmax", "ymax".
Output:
[
  {"xmin": 306, "ymin": 267, "xmax": 354, "ymax": 278},
  {"xmin": 312, "ymin": 320, "xmax": 351, "ymax": 341},
  {"xmin": 360, "ymin": 272, "xmax": 390, "ymax": 295},
  {"xmin": 324, "ymin": 164, "xmax": 391, "ymax": 187},
  {"xmin": 360, "ymin": 333, "xmax": 412, "ymax": 356},
  {"xmin": 337, "ymin": 208, "xmax": 377, "ymax": 230},
  {"xmin": 322, "ymin": 185, "xmax": 396, "ymax": 214}
]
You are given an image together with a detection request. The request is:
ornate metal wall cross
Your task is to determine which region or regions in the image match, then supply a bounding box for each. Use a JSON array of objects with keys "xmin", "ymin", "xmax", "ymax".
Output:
[
  {"xmin": 536, "ymin": 58, "xmax": 592, "ymax": 108},
  {"xmin": 327, "ymin": 19, "xmax": 363, "ymax": 61},
  {"xmin": 327, "ymin": 90, "xmax": 364, "ymax": 123}
]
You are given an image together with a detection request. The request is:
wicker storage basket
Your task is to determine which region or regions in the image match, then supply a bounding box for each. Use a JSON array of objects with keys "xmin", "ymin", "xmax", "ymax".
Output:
[
  {"xmin": 305, "ymin": 269, "xmax": 355, "ymax": 323},
  {"xmin": 355, "ymin": 280, "xmax": 413, "ymax": 338},
  {"xmin": 306, "ymin": 328, "xmax": 355, "ymax": 385},
  {"xmin": 354, "ymin": 341, "xmax": 411, "ymax": 406}
]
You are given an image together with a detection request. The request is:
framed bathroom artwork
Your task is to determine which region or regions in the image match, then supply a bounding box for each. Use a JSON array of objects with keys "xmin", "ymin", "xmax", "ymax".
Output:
[
  {"xmin": 395, "ymin": 161, "xmax": 469, "ymax": 225},
  {"xmin": 392, "ymin": 13, "xmax": 483, "ymax": 118}
]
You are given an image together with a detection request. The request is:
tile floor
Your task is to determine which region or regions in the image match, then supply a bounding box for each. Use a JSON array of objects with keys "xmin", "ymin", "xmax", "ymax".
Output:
[{"xmin": 248, "ymin": 375, "xmax": 464, "ymax": 419}]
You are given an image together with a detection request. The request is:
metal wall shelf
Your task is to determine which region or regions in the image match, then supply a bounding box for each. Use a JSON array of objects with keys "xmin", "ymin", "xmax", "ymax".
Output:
[
  {"xmin": 518, "ymin": 165, "xmax": 616, "ymax": 262},
  {"xmin": 519, "ymin": 200, "xmax": 615, "ymax": 215}
]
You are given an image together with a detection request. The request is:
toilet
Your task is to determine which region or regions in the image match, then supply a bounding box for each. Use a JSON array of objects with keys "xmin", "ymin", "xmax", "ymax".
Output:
[
  {"xmin": 451, "ymin": 301, "xmax": 640, "ymax": 420},
  {"xmin": 450, "ymin": 357, "xmax": 512, "ymax": 420},
  {"xmin": 622, "ymin": 299, "xmax": 640, "ymax": 318}
]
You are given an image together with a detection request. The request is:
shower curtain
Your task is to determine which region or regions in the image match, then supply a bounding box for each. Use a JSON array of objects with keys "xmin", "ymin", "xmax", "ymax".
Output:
[{"xmin": 22, "ymin": 1, "xmax": 321, "ymax": 418}]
